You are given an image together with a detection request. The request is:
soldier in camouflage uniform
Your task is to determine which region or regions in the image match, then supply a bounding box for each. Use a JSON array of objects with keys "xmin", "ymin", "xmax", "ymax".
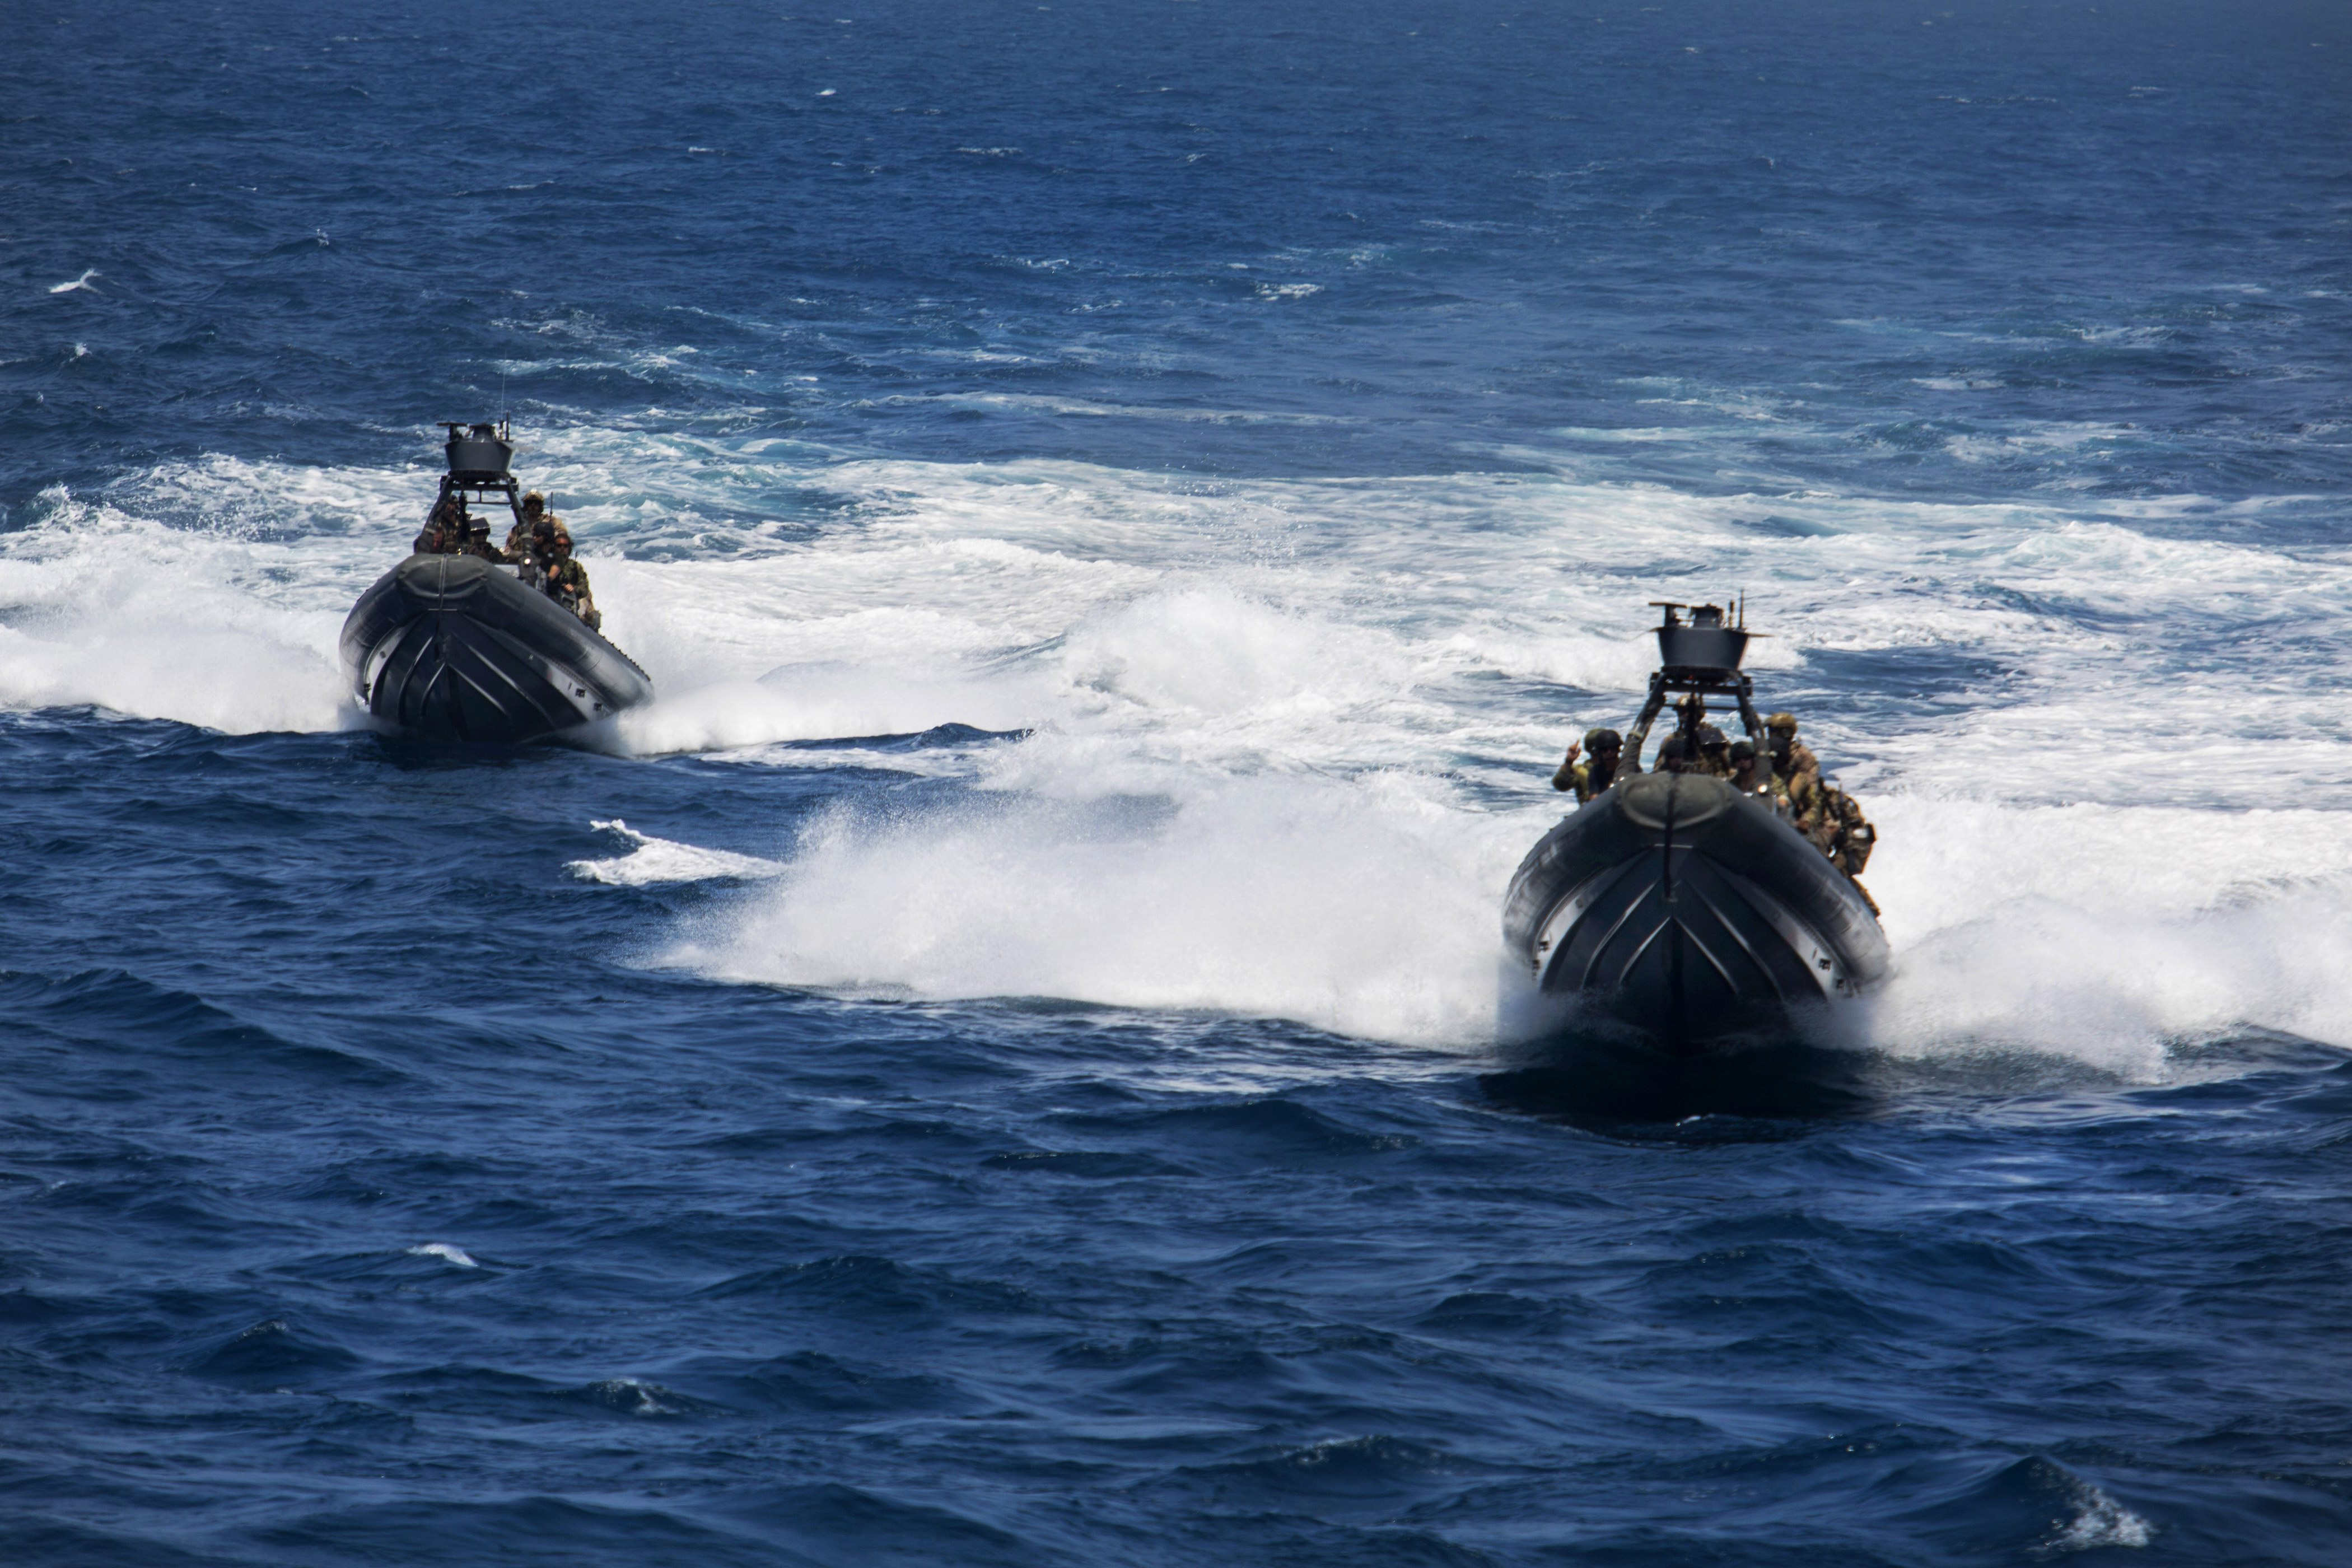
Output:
[
  {"xmin": 1822, "ymin": 782, "xmax": 1877, "ymax": 879},
  {"xmin": 1672, "ymin": 693, "xmax": 1705, "ymax": 747},
  {"xmin": 458, "ymin": 510, "xmax": 502, "ymax": 562},
  {"xmin": 413, "ymin": 495, "xmax": 464, "ymax": 554},
  {"xmin": 541, "ymin": 525, "xmax": 602, "ymax": 633},
  {"xmin": 1696, "ymin": 723, "xmax": 1731, "ymax": 778},
  {"xmin": 1765, "ymin": 712, "xmax": 1828, "ymax": 839},
  {"xmin": 1552, "ymin": 727, "xmax": 1622, "ymax": 803},
  {"xmin": 414, "ymin": 495, "xmax": 504, "ymax": 560},
  {"xmin": 506, "ymin": 492, "xmax": 549, "ymax": 561},
  {"xmin": 1820, "ymin": 780, "xmax": 1881, "ymax": 912},
  {"xmin": 1765, "ymin": 716, "xmax": 1882, "ymax": 904},
  {"xmin": 1726, "ymin": 738, "xmax": 1761, "ymax": 795},
  {"xmin": 1766, "ymin": 712, "xmax": 1821, "ymax": 787}
]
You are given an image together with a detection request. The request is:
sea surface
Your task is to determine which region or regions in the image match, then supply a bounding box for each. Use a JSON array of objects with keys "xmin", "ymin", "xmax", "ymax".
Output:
[{"xmin": 5, "ymin": 2, "xmax": 2352, "ymax": 1562}]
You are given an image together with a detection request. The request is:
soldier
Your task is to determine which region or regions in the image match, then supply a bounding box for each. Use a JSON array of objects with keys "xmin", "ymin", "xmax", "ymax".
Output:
[
  {"xmin": 1654, "ymin": 734, "xmax": 1700, "ymax": 773},
  {"xmin": 1696, "ymin": 723, "xmax": 1731, "ymax": 778},
  {"xmin": 542, "ymin": 525, "xmax": 602, "ymax": 632},
  {"xmin": 1823, "ymin": 781, "xmax": 1877, "ymax": 878},
  {"xmin": 412, "ymin": 494, "xmax": 465, "ymax": 554},
  {"xmin": 506, "ymin": 492, "xmax": 549, "ymax": 559},
  {"xmin": 1765, "ymin": 712, "xmax": 1827, "ymax": 836},
  {"xmin": 1726, "ymin": 738, "xmax": 1761, "ymax": 795},
  {"xmin": 1822, "ymin": 780, "xmax": 1882, "ymax": 913},
  {"xmin": 1766, "ymin": 712, "xmax": 1822, "ymax": 790},
  {"xmin": 1673, "ymin": 693, "xmax": 1707, "ymax": 744},
  {"xmin": 1552, "ymin": 727, "xmax": 1622, "ymax": 803},
  {"xmin": 459, "ymin": 510, "xmax": 502, "ymax": 562}
]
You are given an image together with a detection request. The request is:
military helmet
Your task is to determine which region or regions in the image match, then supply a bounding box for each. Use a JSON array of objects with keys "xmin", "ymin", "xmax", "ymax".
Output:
[
  {"xmin": 1656, "ymin": 734, "xmax": 1690, "ymax": 762},
  {"xmin": 1728, "ymin": 739, "xmax": 1756, "ymax": 762},
  {"xmin": 1698, "ymin": 724, "xmax": 1728, "ymax": 752},
  {"xmin": 1766, "ymin": 712, "xmax": 1798, "ymax": 734},
  {"xmin": 1583, "ymin": 726, "xmax": 1622, "ymax": 753},
  {"xmin": 522, "ymin": 491, "xmax": 545, "ymax": 511}
]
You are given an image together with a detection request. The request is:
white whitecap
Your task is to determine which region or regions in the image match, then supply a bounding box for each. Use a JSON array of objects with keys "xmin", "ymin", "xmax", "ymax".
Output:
[
  {"xmin": 2047, "ymin": 1478, "xmax": 2154, "ymax": 1552},
  {"xmin": 48, "ymin": 269, "xmax": 100, "ymax": 295},
  {"xmin": 406, "ymin": 1243, "xmax": 478, "ymax": 1268},
  {"xmin": 568, "ymin": 820, "xmax": 787, "ymax": 886}
]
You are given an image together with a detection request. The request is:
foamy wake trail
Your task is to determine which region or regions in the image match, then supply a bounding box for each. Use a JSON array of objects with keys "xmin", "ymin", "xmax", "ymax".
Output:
[
  {"xmin": 677, "ymin": 776, "xmax": 1535, "ymax": 1048},
  {"xmin": 568, "ymin": 822, "xmax": 786, "ymax": 886},
  {"xmin": 1856, "ymin": 797, "xmax": 2352, "ymax": 1073},
  {"xmin": 0, "ymin": 469, "xmax": 433, "ymax": 734},
  {"xmin": 0, "ymin": 496, "xmax": 356, "ymax": 733},
  {"xmin": 17, "ymin": 432, "xmax": 2352, "ymax": 1066},
  {"xmin": 608, "ymin": 668, "xmax": 1042, "ymax": 758},
  {"xmin": 682, "ymin": 783, "xmax": 2352, "ymax": 1062}
]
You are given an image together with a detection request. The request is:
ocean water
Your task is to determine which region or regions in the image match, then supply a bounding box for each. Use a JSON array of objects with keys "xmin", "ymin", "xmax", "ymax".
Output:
[{"xmin": 5, "ymin": 1, "xmax": 2352, "ymax": 1561}]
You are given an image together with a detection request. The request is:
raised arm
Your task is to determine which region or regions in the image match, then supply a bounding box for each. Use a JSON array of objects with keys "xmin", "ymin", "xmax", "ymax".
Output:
[
  {"xmin": 1733, "ymin": 674, "xmax": 1774, "ymax": 796},
  {"xmin": 1620, "ymin": 673, "xmax": 1668, "ymax": 773}
]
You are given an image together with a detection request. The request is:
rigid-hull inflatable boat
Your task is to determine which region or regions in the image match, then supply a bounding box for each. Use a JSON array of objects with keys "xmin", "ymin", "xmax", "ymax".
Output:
[
  {"xmin": 1503, "ymin": 769, "xmax": 1888, "ymax": 1052},
  {"xmin": 1503, "ymin": 602, "xmax": 1888, "ymax": 1053},
  {"xmin": 339, "ymin": 421, "xmax": 652, "ymax": 744},
  {"xmin": 341, "ymin": 552, "xmax": 652, "ymax": 744}
]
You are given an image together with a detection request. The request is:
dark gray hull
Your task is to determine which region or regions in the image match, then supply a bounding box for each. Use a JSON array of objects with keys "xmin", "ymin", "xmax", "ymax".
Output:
[
  {"xmin": 1502, "ymin": 772, "xmax": 1888, "ymax": 1056},
  {"xmin": 339, "ymin": 554, "xmax": 653, "ymax": 744}
]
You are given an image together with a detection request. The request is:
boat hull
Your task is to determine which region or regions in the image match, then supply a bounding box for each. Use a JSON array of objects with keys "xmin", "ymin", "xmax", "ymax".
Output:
[
  {"xmin": 1502, "ymin": 772, "xmax": 1888, "ymax": 1056},
  {"xmin": 339, "ymin": 554, "xmax": 653, "ymax": 744}
]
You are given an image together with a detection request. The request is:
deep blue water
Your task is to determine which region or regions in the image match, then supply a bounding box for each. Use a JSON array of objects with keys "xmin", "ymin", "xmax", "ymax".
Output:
[{"xmin": 7, "ymin": 2, "xmax": 2352, "ymax": 1563}]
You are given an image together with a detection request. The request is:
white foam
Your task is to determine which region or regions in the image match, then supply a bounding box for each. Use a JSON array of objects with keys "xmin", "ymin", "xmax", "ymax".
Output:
[
  {"xmin": 568, "ymin": 820, "xmax": 786, "ymax": 886},
  {"xmin": 48, "ymin": 269, "xmax": 100, "ymax": 295},
  {"xmin": 634, "ymin": 453, "xmax": 2352, "ymax": 1060},
  {"xmin": 2048, "ymin": 1477, "xmax": 2154, "ymax": 1552},
  {"xmin": 1848, "ymin": 796, "xmax": 2352, "ymax": 1070},
  {"xmin": 14, "ymin": 426, "xmax": 2352, "ymax": 1065},
  {"xmin": 405, "ymin": 1243, "xmax": 478, "ymax": 1267},
  {"xmin": 588, "ymin": 1376, "xmax": 685, "ymax": 1416},
  {"xmin": 0, "ymin": 486, "xmax": 362, "ymax": 734},
  {"xmin": 678, "ymin": 774, "xmax": 1530, "ymax": 1047},
  {"xmin": 894, "ymin": 391, "xmax": 1345, "ymax": 426}
]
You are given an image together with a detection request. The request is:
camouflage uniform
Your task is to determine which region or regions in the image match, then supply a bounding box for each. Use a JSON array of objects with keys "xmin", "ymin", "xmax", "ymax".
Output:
[
  {"xmin": 414, "ymin": 496, "xmax": 503, "ymax": 559},
  {"xmin": 1765, "ymin": 713, "xmax": 1826, "ymax": 837},
  {"xmin": 546, "ymin": 557, "xmax": 590, "ymax": 610},
  {"xmin": 1552, "ymin": 727, "xmax": 1621, "ymax": 803},
  {"xmin": 506, "ymin": 493, "xmax": 550, "ymax": 560},
  {"xmin": 1696, "ymin": 723, "xmax": 1732, "ymax": 779},
  {"xmin": 1768, "ymin": 752, "xmax": 1816, "ymax": 809},
  {"xmin": 1835, "ymin": 808, "xmax": 1884, "ymax": 912},
  {"xmin": 543, "ymin": 536, "xmax": 602, "ymax": 632},
  {"xmin": 413, "ymin": 498, "xmax": 463, "ymax": 554},
  {"xmin": 1760, "ymin": 713, "xmax": 1881, "ymax": 904},
  {"xmin": 1726, "ymin": 738, "xmax": 1761, "ymax": 795},
  {"xmin": 456, "ymin": 516, "xmax": 503, "ymax": 562},
  {"xmin": 1824, "ymin": 785, "xmax": 1877, "ymax": 878}
]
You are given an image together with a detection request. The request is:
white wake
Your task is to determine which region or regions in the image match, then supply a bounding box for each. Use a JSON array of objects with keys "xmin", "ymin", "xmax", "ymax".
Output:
[{"xmin": 11, "ymin": 426, "xmax": 2351, "ymax": 1063}]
